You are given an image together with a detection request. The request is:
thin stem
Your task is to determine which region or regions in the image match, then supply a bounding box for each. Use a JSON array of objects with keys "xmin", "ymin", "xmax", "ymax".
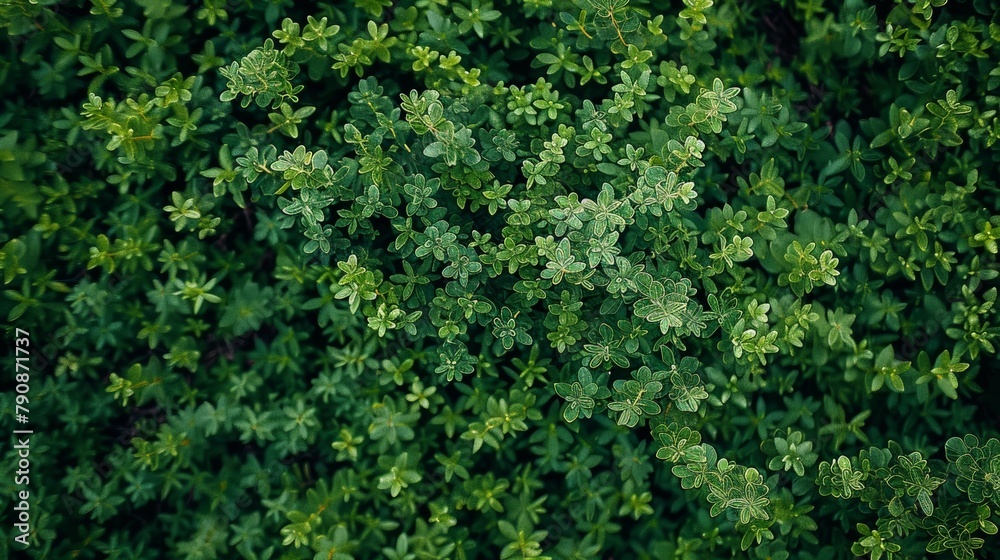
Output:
[
  {"xmin": 578, "ymin": 12, "xmax": 594, "ymax": 39},
  {"xmin": 608, "ymin": 11, "xmax": 628, "ymax": 48}
]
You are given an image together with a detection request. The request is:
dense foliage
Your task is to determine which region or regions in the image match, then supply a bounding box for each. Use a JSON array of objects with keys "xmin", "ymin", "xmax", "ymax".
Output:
[{"xmin": 3, "ymin": 0, "xmax": 1000, "ymax": 558}]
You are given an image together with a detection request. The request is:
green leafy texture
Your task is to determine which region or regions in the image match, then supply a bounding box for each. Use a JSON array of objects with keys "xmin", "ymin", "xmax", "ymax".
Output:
[{"xmin": 2, "ymin": 0, "xmax": 1000, "ymax": 558}]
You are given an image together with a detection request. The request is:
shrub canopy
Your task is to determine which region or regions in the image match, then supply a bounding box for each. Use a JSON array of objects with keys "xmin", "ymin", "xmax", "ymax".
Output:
[{"xmin": 2, "ymin": 0, "xmax": 1000, "ymax": 559}]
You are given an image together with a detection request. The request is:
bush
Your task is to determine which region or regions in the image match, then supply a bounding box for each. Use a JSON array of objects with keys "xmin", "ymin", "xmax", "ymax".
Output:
[{"xmin": 3, "ymin": 0, "xmax": 1000, "ymax": 558}]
